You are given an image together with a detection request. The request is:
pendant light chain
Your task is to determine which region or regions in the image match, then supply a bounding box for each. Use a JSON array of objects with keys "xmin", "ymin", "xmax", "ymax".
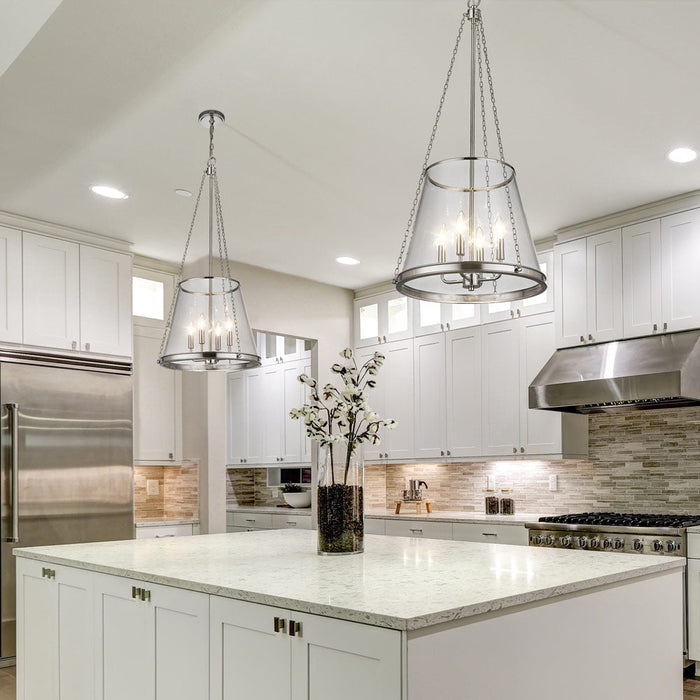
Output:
[
  {"xmin": 477, "ymin": 20, "xmax": 521, "ymax": 268},
  {"xmin": 159, "ymin": 167, "xmax": 208, "ymax": 357},
  {"xmin": 392, "ymin": 11, "xmax": 469, "ymax": 284}
]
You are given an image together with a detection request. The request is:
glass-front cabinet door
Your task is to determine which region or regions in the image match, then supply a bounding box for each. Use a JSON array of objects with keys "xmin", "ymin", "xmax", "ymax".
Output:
[
  {"xmin": 354, "ymin": 292, "xmax": 413, "ymax": 347},
  {"xmin": 414, "ymin": 300, "xmax": 481, "ymax": 337}
]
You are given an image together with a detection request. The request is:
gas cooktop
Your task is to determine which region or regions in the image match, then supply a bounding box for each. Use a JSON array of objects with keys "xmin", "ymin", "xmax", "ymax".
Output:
[{"xmin": 538, "ymin": 512, "xmax": 700, "ymax": 529}]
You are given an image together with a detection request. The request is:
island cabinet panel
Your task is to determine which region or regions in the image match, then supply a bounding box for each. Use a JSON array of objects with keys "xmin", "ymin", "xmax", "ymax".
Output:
[
  {"xmin": 94, "ymin": 573, "xmax": 209, "ymax": 700},
  {"xmin": 210, "ymin": 596, "xmax": 402, "ymax": 700},
  {"xmin": 452, "ymin": 522, "xmax": 527, "ymax": 546},
  {"xmin": 16, "ymin": 559, "xmax": 94, "ymax": 700}
]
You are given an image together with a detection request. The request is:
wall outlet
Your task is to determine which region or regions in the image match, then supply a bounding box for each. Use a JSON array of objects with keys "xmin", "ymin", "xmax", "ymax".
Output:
[
  {"xmin": 548, "ymin": 475, "xmax": 558, "ymax": 492},
  {"xmin": 146, "ymin": 479, "xmax": 159, "ymax": 496},
  {"xmin": 272, "ymin": 488, "xmax": 279, "ymax": 498},
  {"xmin": 486, "ymin": 475, "xmax": 496, "ymax": 491}
]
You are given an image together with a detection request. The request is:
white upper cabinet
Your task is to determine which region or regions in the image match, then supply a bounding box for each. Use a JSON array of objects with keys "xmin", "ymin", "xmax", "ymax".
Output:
[
  {"xmin": 356, "ymin": 346, "xmax": 386, "ymax": 461},
  {"xmin": 226, "ymin": 371, "xmax": 248, "ymax": 465},
  {"xmin": 413, "ymin": 333, "xmax": 447, "ymax": 459},
  {"xmin": 622, "ymin": 219, "xmax": 663, "ymax": 338},
  {"xmin": 586, "ymin": 229, "xmax": 623, "ymax": 343},
  {"xmin": 661, "ymin": 209, "xmax": 700, "ymax": 332},
  {"xmin": 380, "ymin": 339, "xmax": 414, "ymax": 461},
  {"xmin": 23, "ymin": 232, "xmax": 81, "ymax": 350},
  {"xmin": 80, "ymin": 245, "xmax": 132, "ymax": 356},
  {"xmin": 554, "ymin": 231, "xmax": 622, "ymax": 348},
  {"xmin": 481, "ymin": 320, "xmax": 521, "ymax": 456},
  {"xmin": 261, "ymin": 365, "xmax": 284, "ymax": 464},
  {"xmin": 133, "ymin": 325, "xmax": 181, "ymax": 463},
  {"xmin": 245, "ymin": 368, "xmax": 264, "ymax": 464},
  {"xmin": 445, "ymin": 326, "xmax": 482, "ymax": 458},
  {"xmin": 354, "ymin": 291, "xmax": 412, "ymax": 347},
  {"xmin": 413, "ymin": 300, "xmax": 480, "ymax": 337},
  {"xmin": 0, "ymin": 225, "xmax": 22, "ymax": 343},
  {"xmin": 520, "ymin": 250, "xmax": 554, "ymax": 317}
]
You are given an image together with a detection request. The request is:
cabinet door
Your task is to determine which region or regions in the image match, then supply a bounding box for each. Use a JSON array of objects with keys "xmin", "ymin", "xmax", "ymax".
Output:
[
  {"xmin": 283, "ymin": 361, "xmax": 303, "ymax": 463},
  {"xmin": 413, "ymin": 333, "xmax": 446, "ymax": 458},
  {"xmin": 356, "ymin": 347, "xmax": 386, "ymax": 461},
  {"xmin": 688, "ymin": 558, "xmax": 700, "ymax": 662},
  {"xmin": 210, "ymin": 596, "xmax": 291, "ymax": 700},
  {"xmin": 481, "ymin": 300, "xmax": 517, "ymax": 324},
  {"xmin": 96, "ymin": 573, "xmax": 154, "ymax": 700},
  {"xmin": 354, "ymin": 297, "xmax": 381, "ymax": 347},
  {"xmin": 446, "ymin": 326, "xmax": 482, "ymax": 457},
  {"xmin": 481, "ymin": 320, "xmax": 520, "ymax": 456},
  {"xmin": 227, "ymin": 371, "xmax": 248, "ymax": 465},
  {"xmin": 445, "ymin": 301, "xmax": 481, "ymax": 330},
  {"xmin": 0, "ymin": 225, "xmax": 22, "ymax": 343},
  {"xmin": 519, "ymin": 313, "xmax": 561, "ymax": 454},
  {"xmin": 586, "ymin": 229, "xmax": 623, "ymax": 343},
  {"xmin": 382, "ymin": 339, "xmax": 414, "ymax": 460},
  {"xmin": 133, "ymin": 325, "xmax": 180, "ymax": 462},
  {"xmin": 661, "ymin": 209, "xmax": 700, "ymax": 332},
  {"xmin": 17, "ymin": 560, "xmax": 96, "ymax": 700},
  {"xmin": 299, "ymin": 357, "xmax": 312, "ymax": 464},
  {"xmin": 382, "ymin": 292, "xmax": 412, "ymax": 342},
  {"xmin": 413, "ymin": 300, "xmax": 444, "ymax": 337},
  {"xmin": 452, "ymin": 522, "xmax": 528, "ymax": 545},
  {"xmin": 262, "ymin": 365, "xmax": 284, "ymax": 463},
  {"xmin": 245, "ymin": 368, "xmax": 264, "ymax": 463},
  {"xmin": 291, "ymin": 611, "xmax": 402, "ymax": 700},
  {"xmin": 80, "ymin": 245, "xmax": 132, "ymax": 356},
  {"xmin": 554, "ymin": 238, "xmax": 587, "ymax": 348},
  {"xmin": 23, "ymin": 232, "xmax": 80, "ymax": 350},
  {"xmin": 622, "ymin": 220, "xmax": 662, "ymax": 338}
]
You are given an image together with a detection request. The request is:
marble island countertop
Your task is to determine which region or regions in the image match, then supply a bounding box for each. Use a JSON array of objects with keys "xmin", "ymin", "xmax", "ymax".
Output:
[{"xmin": 14, "ymin": 530, "xmax": 682, "ymax": 631}]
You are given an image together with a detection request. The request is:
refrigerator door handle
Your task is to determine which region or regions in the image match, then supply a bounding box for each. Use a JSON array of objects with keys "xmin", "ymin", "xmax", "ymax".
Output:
[{"xmin": 4, "ymin": 403, "xmax": 19, "ymax": 543}]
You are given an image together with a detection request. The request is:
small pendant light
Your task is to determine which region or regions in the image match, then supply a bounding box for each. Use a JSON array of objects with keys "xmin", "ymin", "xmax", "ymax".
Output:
[
  {"xmin": 158, "ymin": 110, "xmax": 261, "ymax": 371},
  {"xmin": 394, "ymin": 0, "xmax": 545, "ymax": 303}
]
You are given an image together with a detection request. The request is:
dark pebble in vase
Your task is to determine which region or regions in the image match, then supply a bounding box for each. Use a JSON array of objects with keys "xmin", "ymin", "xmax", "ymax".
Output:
[{"xmin": 317, "ymin": 484, "xmax": 364, "ymax": 555}]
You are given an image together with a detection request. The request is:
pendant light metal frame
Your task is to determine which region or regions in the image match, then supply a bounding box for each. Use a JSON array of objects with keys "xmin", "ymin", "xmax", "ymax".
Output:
[
  {"xmin": 158, "ymin": 110, "xmax": 261, "ymax": 371},
  {"xmin": 393, "ymin": 0, "xmax": 546, "ymax": 303}
]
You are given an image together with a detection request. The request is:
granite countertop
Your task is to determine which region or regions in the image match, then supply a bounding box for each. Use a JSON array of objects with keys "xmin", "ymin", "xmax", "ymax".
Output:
[
  {"xmin": 14, "ymin": 530, "xmax": 683, "ymax": 632},
  {"xmin": 365, "ymin": 510, "xmax": 550, "ymax": 526},
  {"xmin": 226, "ymin": 505, "xmax": 311, "ymax": 515},
  {"xmin": 135, "ymin": 519, "xmax": 200, "ymax": 527}
]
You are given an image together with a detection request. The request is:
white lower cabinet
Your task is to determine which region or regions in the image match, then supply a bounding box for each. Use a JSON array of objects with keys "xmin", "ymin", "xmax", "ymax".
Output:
[
  {"xmin": 210, "ymin": 596, "xmax": 401, "ymax": 700},
  {"xmin": 452, "ymin": 522, "xmax": 528, "ymax": 545},
  {"xmin": 95, "ymin": 573, "xmax": 209, "ymax": 700},
  {"xmin": 384, "ymin": 519, "xmax": 453, "ymax": 540},
  {"xmin": 135, "ymin": 523, "xmax": 196, "ymax": 539},
  {"xmin": 371, "ymin": 518, "xmax": 528, "ymax": 545},
  {"xmin": 17, "ymin": 559, "xmax": 94, "ymax": 700}
]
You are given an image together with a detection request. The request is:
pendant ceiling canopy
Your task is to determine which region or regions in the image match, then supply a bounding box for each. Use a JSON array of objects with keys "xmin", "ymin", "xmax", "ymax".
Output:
[
  {"xmin": 394, "ymin": 0, "xmax": 545, "ymax": 303},
  {"xmin": 158, "ymin": 110, "xmax": 261, "ymax": 371}
]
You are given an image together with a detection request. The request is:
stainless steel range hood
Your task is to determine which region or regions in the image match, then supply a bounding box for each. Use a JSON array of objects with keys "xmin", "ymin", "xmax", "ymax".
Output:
[{"xmin": 529, "ymin": 330, "xmax": 700, "ymax": 413}]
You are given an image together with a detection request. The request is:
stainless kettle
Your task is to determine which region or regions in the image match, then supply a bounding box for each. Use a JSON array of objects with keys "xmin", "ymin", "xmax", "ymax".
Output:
[{"xmin": 403, "ymin": 480, "xmax": 428, "ymax": 502}]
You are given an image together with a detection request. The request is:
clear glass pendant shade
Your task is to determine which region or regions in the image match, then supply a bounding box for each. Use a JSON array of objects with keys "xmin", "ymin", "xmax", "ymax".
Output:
[
  {"xmin": 158, "ymin": 276, "xmax": 259, "ymax": 371},
  {"xmin": 396, "ymin": 157, "xmax": 545, "ymax": 303}
]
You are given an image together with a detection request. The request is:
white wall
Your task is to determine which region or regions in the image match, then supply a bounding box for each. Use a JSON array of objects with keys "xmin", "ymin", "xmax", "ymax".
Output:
[{"xmin": 182, "ymin": 257, "xmax": 354, "ymax": 533}]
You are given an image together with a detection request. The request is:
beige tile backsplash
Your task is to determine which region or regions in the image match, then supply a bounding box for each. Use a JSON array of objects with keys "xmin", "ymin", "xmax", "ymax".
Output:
[{"xmin": 134, "ymin": 461, "xmax": 200, "ymax": 522}]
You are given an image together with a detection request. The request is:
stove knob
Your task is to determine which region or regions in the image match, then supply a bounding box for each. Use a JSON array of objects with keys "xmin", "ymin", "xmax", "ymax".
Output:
[
  {"xmin": 602, "ymin": 537, "xmax": 613, "ymax": 550},
  {"xmin": 613, "ymin": 538, "xmax": 625, "ymax": 550},
  {"xmin": 633, "ymin": 539, "xmax": 644, "ymax": 552},
  {"xmin": 533, "ymin": 534, "xmax": 544, "ymax": 545},
  {"xmin": 544, "ymin": 535, "xmax": 555, "ymax": 546},
  {"xmin": 559, "ymin": 535, "xmax": 572, "ymax": 547},
  {"xmin": 666, "ymin": 540, "xmax": 678, "ymax": 553},
  {"xmin": 589, "ymin": 537, "xmax": 600, "ymax": 549},
  {"xmin": 577, "ymin": 536, "xmax": 588, "ymax": 548},
  {"xmin": 651, "ymin": 540, "xmax": 663, "ymax": 553}
]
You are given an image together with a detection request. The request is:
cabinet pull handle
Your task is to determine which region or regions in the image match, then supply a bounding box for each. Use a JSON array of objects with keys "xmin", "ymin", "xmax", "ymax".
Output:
[
  {"xmin": 245, "ymin": 519, "xmax": 256, "ymax": 523},
  {"xmin": 580, "ymin": 335, "xmax": 585, "ymax": 343},
  {"xmin": 132, "ymin": 586, "xmax": 141, "ymax": 599},
  {"xmin": 482, "ymin": 532, "xmax": 498, "ymax": 537},
  {"xmin": 510, "ymin": 310, "xmax": 514, "ymax": 318},
  {"xmin": 516, "ymin": 309, "xmax": 521, "ymax": 317},
  {"xmin": 286, "ymin": 521, "xmax": 297, "ymax": 526},
  {"xmin": 653, "ymin": 323, "xmax": 658, "ymax": 332},
  {"xmin": 588, "ymin": 334, "xmax": 593, "ymax": 341},
  {"xmin": 140, "ymin": 589, "xmax": 151, "ymax": 602},
  {"xmin": 409, "ymin": 528, "xmax": 423, "ymax": 534},
  {"xmin": 446, "ymin": 322, "xmax": 450, "ymax": 330},
  {"xmin": 520, "ymin": 447, "xmax": 525, "ymax": 453},
  {"xmin": 440, "ymin": 323, "xmax": 444, "ymax": 331},
  {"xmin": 274, "ymin": 616, "xmax": 287, "ymax": 633},
  {"xmin": 377, "ymin": 336, "xmax": 381, "ymax": 343},
  {"xmin": 663, "ymin": 322, "xmax": 668, "ymax": 331},
  {"xmin": 288, "ymin": 620, "xmax": 301, "ymax": 637},
  {"xmin": 71, "ymin": 340, "xmax": 77, "ymax": 350},
  {"xmin": 42, "ymin": 567, "xmax": 55, "ymax": 579},
  {"xmin": 512, "ymin": 447, "xmax": 517, "ymax": 454},
  {"xmin": 85, "ymin": 342, "xmax": 91, "ymax": 352},
  {"xmin": 440, "ymin": 450, "xmax": 445, "ymax": 456}
]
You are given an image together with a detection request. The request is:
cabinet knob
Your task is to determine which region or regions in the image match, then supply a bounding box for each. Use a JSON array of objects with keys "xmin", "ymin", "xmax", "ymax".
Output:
[
  {"xmin": 512, "ymin": 447, "xmax": 517, "ymax": 454},
  {"xmin": 516, "ymin": 309, "xmax": 521, "ymax": 317},
  {"xmin": 440, "ymin": 323, "xmax": 444, "ymax": 331},
  {"xmin": 71, "ymin": 340, "xmax": 78, "ymax": 350},
  {"xmin": 446, "ymin": 450, "xmax": 451, "ymax": 456},
  {"xmin": 580, "ymin": 336, "xmax": 585, "ymax": 343},
  {"xmin": 663, "ymin": 322, "xmax": 668, "ymax": 331},
  {"xmin": 85, "ymin": 342, "xmax": 91, "ymax": 352},
  {"xmin": 520, "ymin": 447, "xmax": 525, "ymax": 453},
  {"xmin": 168, "ymin": 452, "xmax": 173, "ymax": 460},
  {"xmin": 382, "ymin": 335, "xmax": 387, "ymax": 342},
  {"xmin": 377, "ymin": 336, "xmax": 382, "ymax": 343},
  {"xmin": 510, "ymin": 310, "xmax": 515, "ymax": 318},
  {"xmin": 588, "ymin": 334, "xmax": 593, "ymax": 341},
  {"xmin": 440, "ymin": 450, "xmax": 445, "ymax": 456},
  {"xmin": 446, "ymin": 322, "xmax": 450, "ymax": 330},
  {"xmin": 653, "ymin": 323, "xmax": 658, "ymax": 332}
]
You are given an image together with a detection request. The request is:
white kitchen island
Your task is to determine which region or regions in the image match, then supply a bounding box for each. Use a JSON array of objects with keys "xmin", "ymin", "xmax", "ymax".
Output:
[{"xmin": 14, "ymin": 530, "xmax": 683, "ymax": 700}]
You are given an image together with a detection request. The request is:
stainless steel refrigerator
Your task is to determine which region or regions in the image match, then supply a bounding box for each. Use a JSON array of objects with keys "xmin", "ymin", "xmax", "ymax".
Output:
[{"xmin": 0, "ymin": 357, "xmax": 133, "ymax": 660}]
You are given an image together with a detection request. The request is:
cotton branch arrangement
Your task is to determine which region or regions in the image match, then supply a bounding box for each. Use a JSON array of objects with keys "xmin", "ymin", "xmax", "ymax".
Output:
[{"xmin": 289, "ymin": 348, "xmax": 395, "ymax": 485}]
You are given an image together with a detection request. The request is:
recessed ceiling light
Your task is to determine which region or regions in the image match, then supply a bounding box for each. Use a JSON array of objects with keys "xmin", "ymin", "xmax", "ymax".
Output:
[
  {"xmin": 667, "ymin": 147, "xmax": 698, "ymax": 164},
  {"xmin": 336, "ymin": 256, "xmax": 360, "ymax": 265},
  {"xmin": 90, "ymin": 185, "xmax": 128, "ymax": 199},
  {"xmin": 174, "ymin": 188, "xmax": 192, "ymax": 197}
]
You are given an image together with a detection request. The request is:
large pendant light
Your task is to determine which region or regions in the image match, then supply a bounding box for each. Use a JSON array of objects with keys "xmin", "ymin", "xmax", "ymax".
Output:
[
  {"xmin": 158, "ymin": 110, "xmax": 261, "ymax": 371},
  {"xmin": 394, "ymin": 0, "xmax": 545, "ymax": 303}
]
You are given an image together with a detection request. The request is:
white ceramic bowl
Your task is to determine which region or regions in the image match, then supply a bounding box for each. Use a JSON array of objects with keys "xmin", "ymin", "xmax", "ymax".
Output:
[{"xmin": 283, "ymin": 491, "xmax": 312, "ymax": 508}]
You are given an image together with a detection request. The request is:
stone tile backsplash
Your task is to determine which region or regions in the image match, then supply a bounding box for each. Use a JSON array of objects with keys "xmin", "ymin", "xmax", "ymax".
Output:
[
  {"xmin": 369, "ymin": 407, "xmax": 700, "ymax": 515},
  {"xmin": 134, "ymin": 461, "xmax": 200, "ymax": 522}
]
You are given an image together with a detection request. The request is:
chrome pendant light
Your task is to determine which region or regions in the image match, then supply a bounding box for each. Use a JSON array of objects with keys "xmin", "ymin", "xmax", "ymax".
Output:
[
  {"xmin": 158, "ymin": 110, "xmax": 261, "ymax": 371},
  {"xmin": 394, "ymin": 0, "xmax": 545, "ymax": 303}
]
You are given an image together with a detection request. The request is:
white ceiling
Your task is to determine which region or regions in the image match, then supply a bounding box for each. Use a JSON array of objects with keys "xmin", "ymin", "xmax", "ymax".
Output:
[{"xmin": 2, "ymin": 0, "xmax": 700, "ymax": 290}]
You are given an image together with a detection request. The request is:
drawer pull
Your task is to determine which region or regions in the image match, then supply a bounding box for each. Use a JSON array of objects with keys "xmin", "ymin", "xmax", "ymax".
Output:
[
  {"xmin": 140, "ymin": 589, "xmax": 151, "ymax": 602},
  {"xmin": 409, "ymin": 528, "xmax": 423, "ymax": 534},
  {"xmin": 482, "ymin": 532, "xmax": 498, "ymax": 537},
  {"xmin": 286, "ymin": 521, "xmax": 297, "ymax": 526},
  {"xmin": 132, "ymin": 586, "xmax": 141, "ymax": 599},
  {"xmin": 155, "ymin": 534, "xmax": 176, "ymax": 538},
  {"xmin": 245, "ymin": 519, "xmax": 256, "ymax": 523},
  {"xmin": 289, "ymin": 620, "xmax": 302, "ymax": 637},
  {"xmin": 41, "ymin": 567, "xmax": 56, "ymax": 579},
  {"xmin": 273, "ymin": 616, "xmax": 286, "ymax": 633}
]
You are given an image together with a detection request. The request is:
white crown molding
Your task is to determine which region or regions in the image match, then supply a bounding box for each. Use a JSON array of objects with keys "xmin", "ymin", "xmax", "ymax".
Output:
[
  {"xmin": 0, "ymin": 209, "xmax": 132, "ymax": 253},
  {"xmin": 555, "ymin": 189, "xmax": 700, "ymax": 242},
  {"xmin": 353, "ymin": 280, "xmax": 396, "ymax": 299},
  {"xmin": 133, "ymin": 254, "xmax": 179, "ymax": 274}
]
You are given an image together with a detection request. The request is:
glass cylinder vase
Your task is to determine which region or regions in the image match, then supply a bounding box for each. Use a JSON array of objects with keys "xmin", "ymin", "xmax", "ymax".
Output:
[{"xmin": 317, "ymin": 444, "xmax": 364, "ymax": 555}]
